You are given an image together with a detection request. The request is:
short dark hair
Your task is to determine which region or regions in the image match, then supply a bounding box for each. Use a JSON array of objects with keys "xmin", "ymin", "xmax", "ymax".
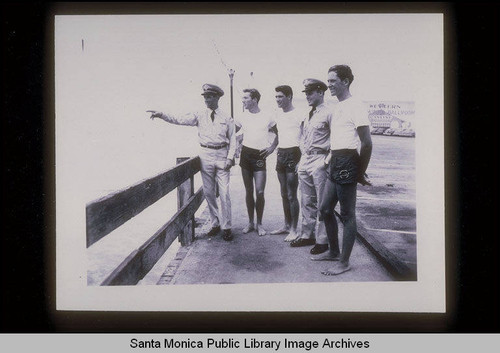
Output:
[
  {"xmin": 243, "ymin": 88, "xmax": 261, "ymax": 102},
  {"xmin": 275, "ymin": 85, "xmax": 293, "ymax": 98},
  {"xmin": 328, "ymin": 65, "xmax": 354, "ymax": 86}
]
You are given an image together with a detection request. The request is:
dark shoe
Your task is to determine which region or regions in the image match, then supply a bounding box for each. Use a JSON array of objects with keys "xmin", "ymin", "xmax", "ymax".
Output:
[
  {"xmin": 290, "ymin": 238, "xmax": 315, "ymax": 247},
  {"xmin": 310, "ymin": 243, "xmax": 329, "ymax": 255},
  {"xmin": 222, "ymin": 229, "xmax": 233, "ymax": 241},
  {"xmin": 206, "ymin": 226, "xmax": 220, "ymax": 237}
]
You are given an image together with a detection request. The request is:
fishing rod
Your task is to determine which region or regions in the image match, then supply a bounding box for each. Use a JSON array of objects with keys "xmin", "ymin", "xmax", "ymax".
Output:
[
  {"xmin": 212, "ymin": 40, "xmax": 236, "ymax": 118},
  {"xmin": 229, "ymin": 69, "xmax": 234, "ymax": 118}
]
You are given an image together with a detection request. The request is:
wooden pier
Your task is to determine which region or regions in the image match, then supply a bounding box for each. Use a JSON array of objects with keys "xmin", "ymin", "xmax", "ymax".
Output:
[{"xmin": 86, "ymin": 135, "xmax": 416, "ymax": 286}]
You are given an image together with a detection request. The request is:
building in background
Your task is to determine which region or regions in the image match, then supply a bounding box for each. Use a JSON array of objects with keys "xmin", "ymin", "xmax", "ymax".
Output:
[{"xmin": 365, "ymin": 101, "xmax": 415, "ymax": 137}]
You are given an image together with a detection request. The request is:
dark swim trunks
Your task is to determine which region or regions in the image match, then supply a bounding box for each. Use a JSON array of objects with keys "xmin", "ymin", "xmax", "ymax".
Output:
[
  {"xmin": 240, "ymin": 145, "xmax": 267, "ymax": 171},
  {"xmin": 326, "ymin": 149, "xmax": 360, "ymax": 184},
  {"xmin": 275, "ymin": 146, "xmax": 301, "ymax": 173}
]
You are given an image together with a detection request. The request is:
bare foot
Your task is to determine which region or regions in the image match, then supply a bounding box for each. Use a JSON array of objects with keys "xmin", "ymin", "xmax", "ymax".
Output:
[
  {"xmin": 242, "ymin": 223, "xmax": 255, "ymax": 234},
  {"xmin": 256, "ymin": 224, "xmax": 267, "ymax": 236},
  {"xmin": 310, "ymin": 252, "xmax": 340, "ymax": 261},
  {"xmin": 321, "ymin": 263, "xmax": 351, "ymax": 276},
  {"xmin": 270, "ymin": 226, "xmax": 289, "ymax": 235},
  {"xmin": 284, "ymin": 231, "xmax": 299, "ymax": 242}
]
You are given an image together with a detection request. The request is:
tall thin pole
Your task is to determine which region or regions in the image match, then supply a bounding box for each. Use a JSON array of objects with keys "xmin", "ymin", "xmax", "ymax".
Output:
[{"xmin": 228, "ymin": 69, "xmax": 235, "ymax": 118}]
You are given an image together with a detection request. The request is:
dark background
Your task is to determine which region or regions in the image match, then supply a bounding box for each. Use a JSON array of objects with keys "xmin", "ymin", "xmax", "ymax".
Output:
[{"xmin": 1, "ymin": 2, "xmax": 498, "ymax": 333}]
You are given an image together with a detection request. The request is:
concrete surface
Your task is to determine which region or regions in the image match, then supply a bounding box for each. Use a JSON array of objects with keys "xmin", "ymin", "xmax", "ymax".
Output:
[
  {"xmin": 161, "ymin": 135, "xmax": 418, "ymax": 285},
  {"xmin": 357, "ymin": 135, "xmax": 416, "ymax": 273},
  {"xmin": 88, "ymin": 134, "xmax": 416, "ymax": 286}
]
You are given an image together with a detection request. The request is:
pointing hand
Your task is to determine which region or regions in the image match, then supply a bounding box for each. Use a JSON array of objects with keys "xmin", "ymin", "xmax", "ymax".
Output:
[{"xmin": 146, "ymin": 110, "xmax": 162, "ymax": 120}]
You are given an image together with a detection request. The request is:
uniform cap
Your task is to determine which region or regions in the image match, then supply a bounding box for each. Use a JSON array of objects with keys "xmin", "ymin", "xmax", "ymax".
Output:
[
  {"xmin": 201, "ymin": 84, "xmax": 224, "ymax": 97},
  {"xmin": 302, "ymin": 78, "xmax": 328, "ymax": 92}
]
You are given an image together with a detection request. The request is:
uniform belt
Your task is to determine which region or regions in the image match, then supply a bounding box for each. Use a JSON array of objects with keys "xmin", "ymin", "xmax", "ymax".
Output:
[
  {"xmin": 305, "ymin": 149, "xmax": 328, "ymax": 155},
  {"xmin": 200, "ymin": 143, "xmax": 228, "ymax": 150},
  {"xmin": 278, "ymin": 146, "xmax": 300, "ymax": 152}
]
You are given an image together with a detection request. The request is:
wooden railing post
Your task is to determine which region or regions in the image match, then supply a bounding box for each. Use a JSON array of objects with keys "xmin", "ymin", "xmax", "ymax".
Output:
[{"xmin": 177, "ymin": 157, "xmax": 195, "ymax": 246}]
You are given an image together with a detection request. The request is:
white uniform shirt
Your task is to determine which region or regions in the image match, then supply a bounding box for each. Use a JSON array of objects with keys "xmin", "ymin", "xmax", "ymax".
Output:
[
  {"xmin": 236, "ymin": 110, "xmax": 275, "ymax": 150},
  {"xmin": 330, "ymin": 96, "xmax": 370, "ymax": 150},
  {"xmin": 272, "ymin": 108, "xmax": 305, "ymax": 148},
  {"xmin": 300, "ymin": 103, "xmax": 332, "ymax": 154},
  {"xmin": 159, "ymin": 108, "xmax": 236, "ymax": 159}
]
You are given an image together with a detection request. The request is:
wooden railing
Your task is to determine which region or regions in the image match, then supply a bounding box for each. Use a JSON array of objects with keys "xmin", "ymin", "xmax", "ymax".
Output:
[{"xmin": 86, "ymin": 157, "xmax": 204, "ymax": 286}]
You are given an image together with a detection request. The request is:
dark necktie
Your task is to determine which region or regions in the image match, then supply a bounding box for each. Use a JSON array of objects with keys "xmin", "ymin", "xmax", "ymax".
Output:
[
  {"xmin": 309, "ymin": 107, "xmax": 316, "ymax": 120},
  {"xmin": 210, "ymin": 110, "xmax": 215, "ymax": 122}
]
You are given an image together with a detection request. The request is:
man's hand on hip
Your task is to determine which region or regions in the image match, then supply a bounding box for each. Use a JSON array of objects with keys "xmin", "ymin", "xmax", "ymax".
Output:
[
  {"xmin": 358, "ymin": 173, "xmax": 372, "ymax": 186},
  {"xmin": 224, "ymin": 159, "xmax": 233, "ymax": 171},
  {"xmin": 259, "ymin": 146, "xmax": 274, "ymax": 158}
]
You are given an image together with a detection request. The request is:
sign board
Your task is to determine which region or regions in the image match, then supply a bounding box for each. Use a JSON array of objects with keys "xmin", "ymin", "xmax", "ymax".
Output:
[{"xmin": 364, "ymin": 101, "xmax": 416, "ymax": 137}]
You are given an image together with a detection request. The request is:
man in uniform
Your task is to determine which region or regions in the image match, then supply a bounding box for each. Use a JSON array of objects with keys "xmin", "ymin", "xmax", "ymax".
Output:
[
  {"xmin": 315, "ymin": 65, "xmax": 373, "ymax": 275},
  {"xmin": 147, "ymin": 84, "xmax": 236, "ymax": 241},
  {"xmin": 290, "ymin": 79, "xmax": 331, "ymax": 255}
]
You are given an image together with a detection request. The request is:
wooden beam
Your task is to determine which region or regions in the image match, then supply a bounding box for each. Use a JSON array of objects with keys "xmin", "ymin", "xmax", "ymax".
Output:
[
  {"xmin": 177, "ymin": 157, "xmax": 195, "ymax": 246},
  {"xmin": 356, "ymin": 232, "xmax": 417, "ymax": 281},
  {"xmin": 86, "ymin": 157, "xmax": 201, "ymax": 247},
  {"xmin": 101, "ymin": 187, "xmax": 204, "ymax": 286}
]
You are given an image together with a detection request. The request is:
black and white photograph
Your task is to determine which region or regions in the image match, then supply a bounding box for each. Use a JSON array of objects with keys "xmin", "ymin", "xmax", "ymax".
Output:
[
  {"xmin": 3, "ymin": 1, "xmax": 500, "ymax": 349},
  {"xmin": 54, "ymin": 12, "xmax": 445, "ymax": 312},
  {"xmin": 4, "ymin": 5, "xmax": 500, "ymax": 352}
]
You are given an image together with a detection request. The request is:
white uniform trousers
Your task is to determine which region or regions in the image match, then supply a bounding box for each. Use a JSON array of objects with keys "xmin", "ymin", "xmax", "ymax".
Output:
[
  {"xmin": 199, "ymin": 147, "xmax": 232, "ymax": 230},
  {"xmin": 297, "ymin": 153, "xmax": 328, "ymax": 245}
]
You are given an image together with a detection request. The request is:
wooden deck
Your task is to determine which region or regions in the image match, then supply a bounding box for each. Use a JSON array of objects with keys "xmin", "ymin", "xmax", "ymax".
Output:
[
  {"xmin": 157, "ymin": 135, "xmax": 416, "ymax": 285},
  {"xmin": 87, "ymin": 135, "xmax": 416, "ymax": 286}
]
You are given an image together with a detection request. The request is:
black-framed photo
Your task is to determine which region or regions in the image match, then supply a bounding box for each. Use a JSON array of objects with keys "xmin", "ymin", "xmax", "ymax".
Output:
[
  {"xmin": 54, "ymin": 11, "xmax": 443, "ymax": 313},
  {"xmin": 2, "ymin": 1, "xmax": 499, "ymax": 338}
]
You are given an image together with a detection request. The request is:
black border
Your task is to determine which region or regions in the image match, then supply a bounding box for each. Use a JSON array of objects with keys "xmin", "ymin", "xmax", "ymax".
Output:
[{"xmin": 1, "ymin": 1, "xmax": 498, "ymax": 333}]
